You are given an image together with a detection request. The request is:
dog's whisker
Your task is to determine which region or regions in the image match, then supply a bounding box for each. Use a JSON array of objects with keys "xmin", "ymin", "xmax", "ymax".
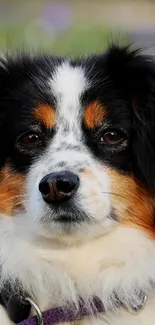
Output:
[{"xmin": 102, "ymin": 191, "xmax": 127, "ymax": 200}]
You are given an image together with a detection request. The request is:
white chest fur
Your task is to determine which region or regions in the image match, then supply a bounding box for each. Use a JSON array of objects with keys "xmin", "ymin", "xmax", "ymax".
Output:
[{"xmin": 1, "ymin": 221, "xmax": 155, "ymax": 325}]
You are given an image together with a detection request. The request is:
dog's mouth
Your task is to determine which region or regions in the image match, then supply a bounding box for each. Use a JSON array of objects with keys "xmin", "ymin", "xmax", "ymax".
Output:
[
  {"xmin": 53, "ymin": 210, "xmax": 90, "ymax": 224},
  {"xmin": 54, "ymin": 214, "xmax": 80, "ymax": 223}
]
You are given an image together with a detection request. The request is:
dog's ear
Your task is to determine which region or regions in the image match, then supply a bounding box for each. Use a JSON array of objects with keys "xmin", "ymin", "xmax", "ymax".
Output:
[
  {"xmin": 106, "ymin": 45, "xmax": 155, "ymax": 188},
  {"xmin": 131, "ymin": 62, "xmax": 155, "ymax": 189},
  {"xmin": 0, "ymin": 54, "xmax": 30, "ymax": 129},
  {"xmin": 0, "ymin": 55, "xmax": 10, "ymax": 127},
  {"xmin": 129, "ymin": 50, "xmax": 155, "ymax": 189}
]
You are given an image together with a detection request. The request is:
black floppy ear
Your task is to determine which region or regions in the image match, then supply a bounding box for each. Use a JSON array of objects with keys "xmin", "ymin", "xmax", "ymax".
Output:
[
  {"xmin": 106, "ymin": 45, "xmax": 155, "ymax": 188},
  {"xmin": 130, "ymin": 51, "xmax": 155, "ymax": 189},
  {"xmin": 0, "ymin": 55, "xmax": 9, "ymax": 127}
]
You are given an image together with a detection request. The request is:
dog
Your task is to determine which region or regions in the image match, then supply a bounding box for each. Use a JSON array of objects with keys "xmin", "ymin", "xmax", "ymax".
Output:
[{"xmin": 0, "ymin": 45, "xmax": 155, "ymax": 325}]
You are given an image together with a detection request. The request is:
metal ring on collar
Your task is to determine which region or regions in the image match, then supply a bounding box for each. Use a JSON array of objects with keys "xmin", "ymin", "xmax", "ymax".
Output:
[
  {"xmin": 127, "ymin": 293, "xmax": 148, "ymax": 315},
  {"xmin": 24, "ymin": 297, "xmax": 43, "ymax": 325}
]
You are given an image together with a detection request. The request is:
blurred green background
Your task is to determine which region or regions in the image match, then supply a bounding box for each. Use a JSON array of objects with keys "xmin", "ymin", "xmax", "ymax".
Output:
[{"xmin": 0, "ymin": 0, "xmax": 155, "ymax": 57}]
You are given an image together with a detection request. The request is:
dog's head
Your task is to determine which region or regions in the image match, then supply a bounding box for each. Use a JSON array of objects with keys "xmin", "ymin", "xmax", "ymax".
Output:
[{"xmin": 0, "ymin": 46, "xmax": 155, "ymax": 240}]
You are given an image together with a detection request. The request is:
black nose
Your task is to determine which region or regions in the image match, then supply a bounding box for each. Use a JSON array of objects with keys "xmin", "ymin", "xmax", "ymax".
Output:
[{"xmin": 39, "ymin": 171, "xmax": 79, "ymax": 204}]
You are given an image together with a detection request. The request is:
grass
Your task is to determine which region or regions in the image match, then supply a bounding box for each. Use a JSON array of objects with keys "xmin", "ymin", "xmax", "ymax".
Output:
[{"xmin": 0, "ymin": 23, "xmax": 128, "ymax": 57}]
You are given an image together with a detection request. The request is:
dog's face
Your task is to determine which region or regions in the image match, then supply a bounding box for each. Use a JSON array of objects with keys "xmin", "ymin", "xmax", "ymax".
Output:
[{"xmin": 0, "ymin": 46, "xmax": 155, "ymax": 239}]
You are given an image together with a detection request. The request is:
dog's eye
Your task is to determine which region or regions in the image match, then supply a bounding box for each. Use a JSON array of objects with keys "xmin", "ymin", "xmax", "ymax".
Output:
[
  {"xmin": 100, "ymin": 129, "xmax": 125, "ymax": 144},
  {"xmin": 19, "ymin": 132, "xmax": 41, "ymax": 146}
]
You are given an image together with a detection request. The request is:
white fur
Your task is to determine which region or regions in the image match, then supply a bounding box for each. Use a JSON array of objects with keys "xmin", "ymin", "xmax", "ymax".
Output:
[
  {"xmin": 1, "ymin": 62, "xmax": 155, "ymax": 324},
  {"xmin": 0, "ymin": 306, "xmax": 13, "ymax": 325},
  {"xmin": 50, "ymin": 61, "xmax": 87, "ymax": 117},
  {"xmin": 1, "ymin": 221, "xmax": 155, "ymax": 324}
]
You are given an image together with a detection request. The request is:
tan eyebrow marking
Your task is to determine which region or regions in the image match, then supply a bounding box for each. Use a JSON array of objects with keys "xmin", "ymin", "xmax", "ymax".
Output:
[
  {"xmin": 33, "ymin": 104, "xmax": 56, "ymax": 128},
  {"xmin": 84, "ymin": 101, "xmax": 106, "ymax": 129}
]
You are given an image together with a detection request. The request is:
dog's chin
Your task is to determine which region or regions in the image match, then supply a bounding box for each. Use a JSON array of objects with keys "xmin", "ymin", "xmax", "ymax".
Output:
[
  {"xmin": 29, "ymin": 209, "xmax": 116, "ymax": 243},
  {"xmin": 29, "ymin": 212, "xmax": 89, "ymax": 239},
  {"xmin": 25, "ymin": 205, "xmax": 115, "ymax": 240}
]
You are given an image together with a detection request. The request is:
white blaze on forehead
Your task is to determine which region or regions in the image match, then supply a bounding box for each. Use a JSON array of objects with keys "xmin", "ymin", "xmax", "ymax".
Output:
[
  {"xmin": 46, "ymin": 62, "xmax": 88, "ymax": 165},
  {"xmin": 49, "ymin": 62, "xmax": 87, "ymax": 120}
]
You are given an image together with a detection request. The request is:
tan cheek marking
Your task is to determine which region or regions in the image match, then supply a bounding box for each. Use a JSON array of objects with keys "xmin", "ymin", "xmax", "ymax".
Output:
[
  {"xmin": 107, "ymin": 168, "xmax": 155, "ymax": 238},
  {"xmin": 84, "ymin": 101, "xmax": 106, "ymax": 129},
  {"xmin": 33, "ymin": 104, "xmax": 56, "ymax": 128},
  {"xmin": 0, "ymin": 165, "xmax": 25, "ymax": 215}
]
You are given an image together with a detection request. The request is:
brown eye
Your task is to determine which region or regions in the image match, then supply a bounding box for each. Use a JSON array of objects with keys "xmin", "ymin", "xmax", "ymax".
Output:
[
  {"xmin": 100, "ymin": 130, "xmax": 125, "ymax": 144},
  {"xmin": 19, "ymin": 132, "xmax": 41, "ymax": 146}
]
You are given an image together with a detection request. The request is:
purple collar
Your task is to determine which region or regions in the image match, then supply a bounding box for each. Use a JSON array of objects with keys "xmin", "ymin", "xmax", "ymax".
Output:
[
  {"xmin": 17, "ymin": 299, "xmax": 105, "ymax": 325},
  {"xmin": 17, "ymin": 290, "xmax": 148, "ymax": 325},
  {"xmin": 0, "ymin": 284, "xmax": 105, "ymax": 325},
  {"xmin": 2, "ymin": 286, "xmax": 146, "ymax": 324}
]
